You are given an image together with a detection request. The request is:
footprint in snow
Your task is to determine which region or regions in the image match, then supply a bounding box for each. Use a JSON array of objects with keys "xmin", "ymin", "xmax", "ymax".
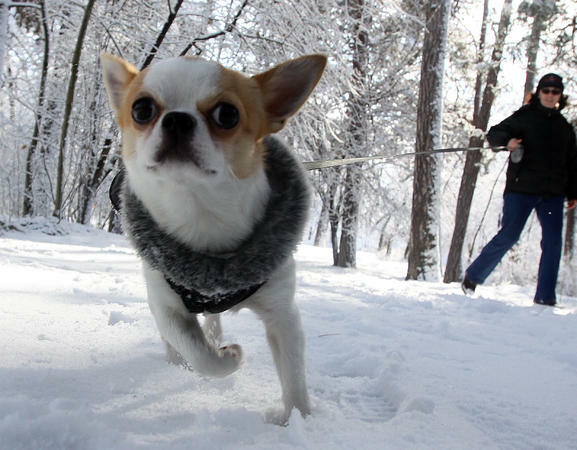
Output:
[{"xmin": 339, "ymin": 388, "xmax": 403, "ymax": 423}]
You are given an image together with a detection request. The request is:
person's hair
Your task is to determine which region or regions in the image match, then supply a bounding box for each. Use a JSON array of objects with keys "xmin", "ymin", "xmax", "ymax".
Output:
[{"xmin": 527, "ymin": 90, "xmax": 568, "ymax": 111}]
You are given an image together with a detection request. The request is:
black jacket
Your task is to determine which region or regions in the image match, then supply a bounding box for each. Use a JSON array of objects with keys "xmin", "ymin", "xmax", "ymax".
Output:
[{"xmin": 486, "ymin": 103, "xmax": 577, "ymax": 199}]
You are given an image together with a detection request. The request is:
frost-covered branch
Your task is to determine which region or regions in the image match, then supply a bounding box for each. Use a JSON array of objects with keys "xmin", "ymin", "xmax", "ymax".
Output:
[
  {"xmin": 140, "ymin": 0, "xmax": 185, "ymax": 69},
  {"xmin": 179, "ymin": 0, "xmax": 249, "ymax": 56}
]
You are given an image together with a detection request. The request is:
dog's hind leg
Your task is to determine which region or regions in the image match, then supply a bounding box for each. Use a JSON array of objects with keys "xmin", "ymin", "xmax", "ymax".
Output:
[
  {"xmin": 258, "ymin": 301, "xmax": 311, "ymax": 424},
  {"xmin": 268, "ymin": 303, "xmax": 311, "ymax": 420},
  {"xmin": 247, "ymin": 263, "xmax": 311, "ymax": 423}
]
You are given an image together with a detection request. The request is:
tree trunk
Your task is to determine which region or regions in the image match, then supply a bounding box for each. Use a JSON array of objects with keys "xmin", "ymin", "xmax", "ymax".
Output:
[
  {"xmin": 443, "ymin": 0, "xmax": 513, "ymax": 283},
  {"xmin": 406, "ymin": 0, "xmax": 451, "ymax": 281},
  {"xmin": 472, "ymin": 0, "xmax": 490, "ymax": 125},
  {"xmin": 79, "ymin": 138, "xmax": 113, "ymax": 224},
  {"xmin": 328, "ymin": 181, "xmax": 340, "ymax": 266},
  {"xmin": 443, "ymin": 136, "xmax": 484, "ymax": 282},
  {"xmin": 565, "ymin": 206, "xmax": 575, "ymax": 259},
  {"xmin": 23, "ymin": 0, "xmax": 50, "ymax": 216},
  {"xmin": 521, "ymin": 0, "xmax": 557, "ymax": 99},
  {"xmin": 337, "ymin": 166, "xmax": 362, "ymax": 267},
  {"xmin": 314, "ymin": 202, "xmax": 329, "ymax": 246},
  {"xmin": 53, "ymin": 0, "xmax": 97, "ymax": 218},
  {"xmin": 377, "ymin": 215, "xmax": 392, "ymax": 252},
  {"xmin": 335, "ymin": 0, "xmax": 370, "ymax": 268},
  {"xmin": 523, "ymin": 12, "xmax": 545, "ymax": 99},
  {"xmin": 0, "ymin": 0, "xmax": 8, "ymax": 87}
]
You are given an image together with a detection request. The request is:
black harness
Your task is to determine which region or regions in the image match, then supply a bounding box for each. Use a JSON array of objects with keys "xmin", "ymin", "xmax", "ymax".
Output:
[{"xmin": 165, "ymin": 277, "xmax": 264, "ymax": 314}]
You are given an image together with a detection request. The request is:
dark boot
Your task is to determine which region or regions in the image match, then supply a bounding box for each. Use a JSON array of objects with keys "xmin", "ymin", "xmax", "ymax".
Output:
[
  {"xmin": 534, "ymin": 298, "xmax": 556, "ymax": 307},
  {"xmin": 461, "ymin": 276, "xmax": 477, "ymax": 295}
]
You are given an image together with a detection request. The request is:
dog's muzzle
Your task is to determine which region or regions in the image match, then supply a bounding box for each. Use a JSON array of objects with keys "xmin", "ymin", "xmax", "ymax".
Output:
[{"xmin": 155, "ymin": 112, "xmax": 201, "ymax": 165}]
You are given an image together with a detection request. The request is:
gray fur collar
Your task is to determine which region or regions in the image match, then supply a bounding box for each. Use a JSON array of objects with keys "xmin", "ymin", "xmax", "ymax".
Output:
[{"xmin": 121, "ymin": 136, "xmax": 310, "ymax": 303}]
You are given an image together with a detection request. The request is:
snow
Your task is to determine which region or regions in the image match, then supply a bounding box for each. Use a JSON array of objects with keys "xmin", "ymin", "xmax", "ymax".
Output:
[{"xmin": 1, "ymin": 221, "xmax": 577, "ymax": 449}]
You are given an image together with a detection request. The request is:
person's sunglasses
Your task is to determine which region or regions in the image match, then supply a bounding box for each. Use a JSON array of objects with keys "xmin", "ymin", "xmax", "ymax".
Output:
[{"xmin": 541, "ymin": 88, "xmax": 561, "ymax": 95}]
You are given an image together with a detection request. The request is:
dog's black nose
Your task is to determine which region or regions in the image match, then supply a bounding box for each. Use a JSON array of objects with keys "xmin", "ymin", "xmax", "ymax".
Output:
[{"xmin": 162, "ymin": 112, "xmax": 196, "ymax": 135}]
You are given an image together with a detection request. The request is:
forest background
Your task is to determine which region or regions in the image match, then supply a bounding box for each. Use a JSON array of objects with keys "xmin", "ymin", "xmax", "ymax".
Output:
[{"xmin": 1, "ymin": 0, "xmax": 576, "ymax": 293}]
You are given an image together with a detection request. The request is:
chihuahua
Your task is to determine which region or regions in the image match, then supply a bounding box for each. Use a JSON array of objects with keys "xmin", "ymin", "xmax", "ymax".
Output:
[{"xmin": 101, "ymin": 53, "xmax": 326, "ymax": 423}]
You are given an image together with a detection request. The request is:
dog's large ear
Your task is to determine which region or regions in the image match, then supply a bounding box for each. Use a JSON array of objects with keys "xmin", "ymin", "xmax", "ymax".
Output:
[
  {"xmin": 253, "ymin": 55, "xmax": 327, "ymax": 134},
  {"xmin": 101, "ymin": 53, "xmax": 139, "ymax": 119}
]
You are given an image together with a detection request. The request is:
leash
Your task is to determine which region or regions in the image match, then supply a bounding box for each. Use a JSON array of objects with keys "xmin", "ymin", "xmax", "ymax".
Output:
[{"xmin": 301, "ymin": 145, "xmax": 508, "ymax": 171}]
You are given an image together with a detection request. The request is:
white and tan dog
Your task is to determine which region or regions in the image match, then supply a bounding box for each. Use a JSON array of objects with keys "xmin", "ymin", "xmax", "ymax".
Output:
[{"xmin": 101, "ymin": 53, "xmax": 326, "ymax": 423}]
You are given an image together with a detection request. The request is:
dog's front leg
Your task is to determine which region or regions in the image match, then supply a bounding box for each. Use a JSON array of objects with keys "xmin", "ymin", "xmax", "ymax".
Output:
[
  {"xmin": 202, "ymin": 314, "xmax": 223, "ymax": 347},
  {"xmin": 150, "ymin": 304, "xmax": 242, "ymax": 377},
  {"xmin": 145, "ymin": 269, "xmax": 242, "ymax": 378}
]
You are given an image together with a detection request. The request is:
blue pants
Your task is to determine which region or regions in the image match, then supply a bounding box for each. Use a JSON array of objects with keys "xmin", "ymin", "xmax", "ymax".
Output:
[{"xmin": 465, "ymin": 193, "xmax": 564, "ymax": 302}]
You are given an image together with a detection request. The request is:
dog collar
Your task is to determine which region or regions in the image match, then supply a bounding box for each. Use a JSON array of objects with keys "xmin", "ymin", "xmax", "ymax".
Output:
[{"xmin": 120, "ymin": 136, "xmax": 310, "ymax": 313}]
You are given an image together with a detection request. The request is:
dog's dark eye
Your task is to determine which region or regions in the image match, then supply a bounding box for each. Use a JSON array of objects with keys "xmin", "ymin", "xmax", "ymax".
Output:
[
  {"xmin": 211, "ymin": 103, "xmax": 239, "ymax": 129},
  {"xmin": 131, "ymin": 97, "xmax": 157, "ymax": 124}
]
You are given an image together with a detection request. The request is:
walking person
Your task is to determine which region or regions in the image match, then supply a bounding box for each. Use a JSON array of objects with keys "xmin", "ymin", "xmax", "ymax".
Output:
[{"xmin": 462, "ymin": 73, "xmax": 577, "ymax": 306}]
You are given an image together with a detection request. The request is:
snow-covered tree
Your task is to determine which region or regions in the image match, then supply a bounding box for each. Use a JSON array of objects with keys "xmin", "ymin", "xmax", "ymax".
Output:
[{"xmin": 406, "ymin": 0, "xmax": 451, "ymax": 281}]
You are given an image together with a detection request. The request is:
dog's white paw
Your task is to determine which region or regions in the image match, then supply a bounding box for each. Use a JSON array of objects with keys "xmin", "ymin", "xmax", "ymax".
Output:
[
  {"xmin": 264, "ymin": 407, "xmax": 290, "ymax": 426},
  {"xmin": 213, "ymin": 344, "xmax": 243, "ymax": 376},
  {"xmin": 264, "ymin": 399, "xmax": 311, "ymax": 426},
  {"xmin": 219, "ymin": 344, "xmax": 242, "ymax": 360}
]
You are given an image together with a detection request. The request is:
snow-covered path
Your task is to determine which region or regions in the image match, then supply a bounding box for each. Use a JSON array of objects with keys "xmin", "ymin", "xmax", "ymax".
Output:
[{"xmin": 1, "ymin": 222, "xmax": 576, "ymax": 449}]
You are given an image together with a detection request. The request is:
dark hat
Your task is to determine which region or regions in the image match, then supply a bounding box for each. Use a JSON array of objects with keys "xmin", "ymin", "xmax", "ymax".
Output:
[{"xmin": 537, "ymin": 73, "xmax": 564, "ymax": 92}]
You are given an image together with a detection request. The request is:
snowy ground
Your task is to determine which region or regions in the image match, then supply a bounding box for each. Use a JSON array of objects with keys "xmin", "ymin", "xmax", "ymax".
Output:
[{"xmin": 1, "ymin": 220, "xmax": 576, "ymax": 450}]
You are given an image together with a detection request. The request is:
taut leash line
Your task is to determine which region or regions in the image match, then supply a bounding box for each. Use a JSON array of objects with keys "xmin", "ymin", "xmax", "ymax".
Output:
[{"xmin": 301, "ymin": 146, "xmax": 508, "ymax": 171}]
